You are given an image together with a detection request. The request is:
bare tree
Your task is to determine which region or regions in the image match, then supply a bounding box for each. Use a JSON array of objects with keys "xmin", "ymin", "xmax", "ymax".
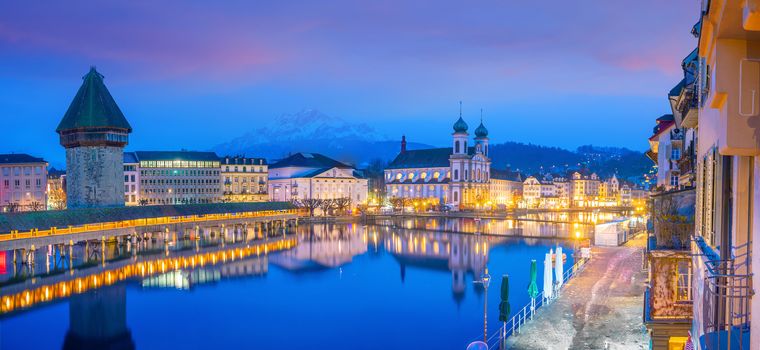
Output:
[
  {"xmin": 6, "ymin": 202, "xmax": 20, "ymax": 213},
  {"xmin": 28, "ymin": 201, "xmax": 45, "ymax": 211},
  {"xmin": 138, "ymin": 199, "xmax": 149, "ymax": 206},
  {"xmin": 319, "ymin": 198, "xmax": 335, "ymax": 216},
  {"xmin": 333, "ymin": 197, "xmax": 352, "ymax": 214},
  {"xmin": 293, "ymin": 198, "xmax": 323, "ymax": 217}
]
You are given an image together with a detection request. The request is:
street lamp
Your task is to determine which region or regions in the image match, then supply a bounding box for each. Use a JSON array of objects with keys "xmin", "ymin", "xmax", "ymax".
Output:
[{"xmin": 475, "ymin": 267, "xmax": 492, "ymax": 342}]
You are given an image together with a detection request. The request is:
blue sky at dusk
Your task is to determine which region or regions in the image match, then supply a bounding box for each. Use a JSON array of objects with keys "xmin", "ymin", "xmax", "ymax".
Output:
[{"xmin": 1, "ymin": 0, "xmax": 697, "ymax": 166}]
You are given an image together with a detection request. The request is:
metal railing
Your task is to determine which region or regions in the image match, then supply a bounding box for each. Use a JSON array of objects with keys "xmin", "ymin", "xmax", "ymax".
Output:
[
  {"xmin": 700, "ymin": 256, "xmax": 754, "ymax": 350},
  {"xmin": 468, "ymin": 255, "xmax": 590, "ymax": 349}
]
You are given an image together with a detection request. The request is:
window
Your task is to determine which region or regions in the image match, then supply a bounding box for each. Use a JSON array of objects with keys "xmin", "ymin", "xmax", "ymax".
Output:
[
  {"xmin": 455, "ymin": 140, "xmax": 460, "ymax": 153},
  {"xmin": 670, "ymin": 174, "xmax": 679, "ymax": 187},
  {"xmin": 671, "ymin": 148, "xmax": 681, "ymax": 160},
  {"xmin": 433, "ymin": 171, "xmax": 440, "ymax": 179},
  {"xmin": 454, "ymin": 169, "xmax": 459, "ymax": 180},
  {"xmin": 675, "ymin": 260, "xmax": 692, "ymax": 302}
]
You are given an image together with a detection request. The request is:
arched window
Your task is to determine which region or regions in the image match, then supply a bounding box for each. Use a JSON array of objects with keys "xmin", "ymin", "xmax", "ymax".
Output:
[
  {"xmin": 455, "ymin": 140, "xmax": 460, "ymax": 153},
  {"xmin": 454, "ymin": 169, "xmax": 459, "ymax": 180}
]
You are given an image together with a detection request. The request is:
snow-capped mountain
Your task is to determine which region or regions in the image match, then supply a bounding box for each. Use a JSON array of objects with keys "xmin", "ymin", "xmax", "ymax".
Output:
[{"xmin": 213, "ymin": 109, "xmax": 429, "ymax": 166}]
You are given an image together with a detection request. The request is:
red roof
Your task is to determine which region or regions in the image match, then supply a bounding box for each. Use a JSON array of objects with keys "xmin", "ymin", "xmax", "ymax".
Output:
[{"xmin": 649, "ymin": 120, "xmax": 675, "ymax": 141}]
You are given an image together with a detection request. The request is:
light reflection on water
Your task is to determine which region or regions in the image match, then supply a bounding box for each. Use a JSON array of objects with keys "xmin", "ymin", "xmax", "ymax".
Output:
[{"xmin": 0, "ymin": 219, "xmax": 578, "ymax": 350}]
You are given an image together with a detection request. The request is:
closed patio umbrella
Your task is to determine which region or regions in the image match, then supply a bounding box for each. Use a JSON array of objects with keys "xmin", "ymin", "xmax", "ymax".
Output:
[
  {"xmin": 498, "ymin": 275, "xmax": 510, "ymax": 322},
  {"xmin": 498, "ymin": 275, "xmax": 510, "ymax": 347},
  {"xmin": 555, "ymin": 246, "xmax": 564, "ymax": 291},
  {"xmin": 527, "ymin": 260, "xmax": 539, "ymax": 318},
  {"xmin": 543, "ymin": 250, "xmax": 554, "ymax": 301}
]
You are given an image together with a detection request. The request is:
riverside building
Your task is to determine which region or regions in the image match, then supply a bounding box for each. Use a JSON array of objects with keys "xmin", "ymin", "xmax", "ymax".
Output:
[
  {"xmin": 123, "ymin": 151, "xmax": 221, "ymax": 205},
  {"xmin": 384, "ymin": 108, "xmax": 493, "ymax": 210},
  {"xmin": 268, "ymin": 152, "xmax": 368, "ymax": 207},
  {"xmin": 220, "ymin": 156, "xmax": 268, "ymax": 202},
  {"xmin": 0, "ymin": 154, "xmax": 48, "ymax": 212}
]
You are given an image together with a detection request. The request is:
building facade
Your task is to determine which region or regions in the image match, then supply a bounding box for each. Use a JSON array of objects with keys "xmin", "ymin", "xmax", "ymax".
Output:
[
  {"xmin": 385, "ymin": 112, "xmax": 493, "ymax": 210},
  {"xmin": 56, "ymin": 67, "xmax": 132, "ymax": 209},
  {"xmin": 220, "ymin": 156, "xmax": 268, "ymax": 202},
  {"xmin": 688, "ymin": 2, "xmax": 759, "ymax": 348},
  {"xmin": 0, "ymin": 154, "xmax": 48, "ymax": 212},
  {"xmin": 268, "ymin": 152, "xmax": 368, "ymax": 208},
  {"xmin": 124, "ymin": 151, "xmax": 221, "ymax": 205}
]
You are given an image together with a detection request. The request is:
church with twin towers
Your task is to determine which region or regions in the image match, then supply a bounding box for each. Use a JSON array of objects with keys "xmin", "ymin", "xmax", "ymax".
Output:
[{"xmin": 384, "ymin": 104, "xmax": 522, "ymax": 210}]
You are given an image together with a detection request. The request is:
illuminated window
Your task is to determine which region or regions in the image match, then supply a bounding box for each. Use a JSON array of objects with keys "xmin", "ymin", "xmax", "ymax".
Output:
[
  {"xmin": 675, "ymin": 260, "xmax": 692, "ymax": 302},
  {"xmin": 421, "ymin": 172, "xmax": 427, "ymax": 179},
  {"xmin": 408, "ymin": 173, "xmax": 414, "ymax": 180},
  {"xmin": 433, "ymin": 171, "xmax": 440, "ymax": 179},
  {"xmin": 396, "ymin": 173, "xmax": 402, "ymax": 180}
]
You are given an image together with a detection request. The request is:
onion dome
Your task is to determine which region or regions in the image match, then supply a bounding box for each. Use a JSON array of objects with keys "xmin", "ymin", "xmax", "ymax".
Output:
[
  {"xmin": 474, "ymin": 122, "xmax": 488, "ymax": 138},
  {"xmin": 453, "ymin": 116, "xmax": 468, "ymax": 133}
]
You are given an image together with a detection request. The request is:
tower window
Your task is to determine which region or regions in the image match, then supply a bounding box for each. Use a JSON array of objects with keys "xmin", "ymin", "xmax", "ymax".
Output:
[{"xmin": 455, "ymin": 140, "xmax": 460, "ymax": 153}]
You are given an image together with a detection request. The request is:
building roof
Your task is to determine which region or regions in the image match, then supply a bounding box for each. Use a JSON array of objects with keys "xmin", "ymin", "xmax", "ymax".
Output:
[
  {"xmin": 668, "ymin": 78, "xmax": 685, "ymax": 97},
  {"xmin": 123, "ymin": 152, "xmax": 138, "ymax": 164},
  {"xmin": 132, "ymin": 151, "xmax": 221, "ymax": 162},
  {"xmin": 220, "ymin": 156, "xmax": 267, "ymax": 166},
  {"xmin": 0, "ymin": 202, "xmax": 295, "ymax": 233},
  {"xmin": 56, "ymin": 67, "xmax": 132, "ymax": 133},
  {"xmin": 453, "ymin": 116, "xmax": 468, "ymax": 133},
  {"xmin": 649, "ymin": 120, "xmax": 675, "ymax": 141},
  {"xmin": 491, "ymin": 169, "xmax": 521, "ymax": 182},
  {"xmin": 474, "ymin": 122, "xmax": 488, "ymax": 138},
  {"xmin": 655, "ymin": 114, "xmax": 675, "ymax": 122},
  {"xmin": 269, "ymin": 153, "xmax": 352, "ymax": 169},
  {"xmin": 387, "ymin": 148, "xmax": 452, "ymax": 169},
  {"xmin": 0, "ymin": 154, "xmax": 46, "ymax": 165}
]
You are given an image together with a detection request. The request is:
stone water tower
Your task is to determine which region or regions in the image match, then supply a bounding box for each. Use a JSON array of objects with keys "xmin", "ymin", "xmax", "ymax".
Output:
[{"xmin": 56, "ymin": 67, "xmax": 132, "ymax": 208}]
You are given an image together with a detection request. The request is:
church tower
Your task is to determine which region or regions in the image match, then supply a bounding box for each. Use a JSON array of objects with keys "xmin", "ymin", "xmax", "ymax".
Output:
[
  {"xmin": 56, "ymin": 67, "xmax": 132, "ymax": 209},
  {"xmin": 474, "ymin": 110, "xmax": 489, "ymax": 157},
  {"xmin": 449, "ymin": 102, "xmax": 469, "ymax": 208}
]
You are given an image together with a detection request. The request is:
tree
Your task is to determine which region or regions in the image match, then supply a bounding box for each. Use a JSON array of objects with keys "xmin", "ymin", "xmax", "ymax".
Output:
[
  {"xmin": 138, "ymin": 199, "xmax": 149, "ymax": 206},
  {"xmin": 293, "ymin": 198, "xmax": 323, "ymax": 217},
  {"xmin": 28, "ymin": 201, "xmax": 44, "ymax": 211},
  {"xmin": 48, "ymin": 187, "xmax": 67, "ymax": 210},
  {"xmin": 389, "ymin": 197, "xmax": 410, "ymax": 213},
  {"xmin": 319, "ymin": 198, "xmax": 335, "ymax": 216},
  {"xmin": 6, "ymin": 202, "xmax": 20, "ymax": 213},
  {"xmin": 333, "ymin": 197, "xmax": 352, "ymax": 214}
]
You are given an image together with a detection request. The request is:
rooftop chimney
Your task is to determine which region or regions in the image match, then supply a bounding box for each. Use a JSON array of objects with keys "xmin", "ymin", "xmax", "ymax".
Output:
[{"xmin": 401, "ymin": 135, "xmax": 407, "ymax": 154}]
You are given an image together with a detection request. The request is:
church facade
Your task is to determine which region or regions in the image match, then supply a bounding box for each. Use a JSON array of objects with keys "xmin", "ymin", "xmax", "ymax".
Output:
[{"xmin": 384, "ymin": 112, "xmax": 497, "ymax": 209}]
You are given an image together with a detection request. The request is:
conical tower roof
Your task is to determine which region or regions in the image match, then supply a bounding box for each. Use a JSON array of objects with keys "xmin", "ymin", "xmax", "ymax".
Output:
[{"xmin": 56, "ymin": 67, "xmax": 132, "ymax": 133}]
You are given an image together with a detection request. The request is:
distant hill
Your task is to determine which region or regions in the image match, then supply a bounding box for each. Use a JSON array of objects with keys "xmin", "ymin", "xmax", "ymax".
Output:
[{"xmin": 214, "ymin": 109, "xmax": 652, "ymax": 182}]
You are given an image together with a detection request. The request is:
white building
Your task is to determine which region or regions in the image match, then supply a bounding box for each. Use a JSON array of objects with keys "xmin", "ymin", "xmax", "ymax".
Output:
[
  {"xmin": 268, "ymin": 152, "xmax": 368, "ymax": 207},
  {"xmin": 124, "ymin": 151, "xmax": 221, "ymax": 205},
  {"xmin": 385, "ymin": 111, "xmax": 493, "ymax": 209},
  {"xmin": 0, "ymin": 154, "xmax": 48, "ymax": 211},
  {"xmin": 648, "ymin": 114, "xmax": 680, "ymax": 190}
]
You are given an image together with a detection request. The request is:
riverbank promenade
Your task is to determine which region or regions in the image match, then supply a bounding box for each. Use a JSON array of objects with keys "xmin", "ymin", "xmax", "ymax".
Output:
[{"xmin": 506, "ymin": 233, "xmax": 649, "ymax": 349}]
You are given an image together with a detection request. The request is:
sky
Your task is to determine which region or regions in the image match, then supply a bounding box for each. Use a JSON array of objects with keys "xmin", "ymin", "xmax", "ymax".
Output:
[{"xmin": 0, "ymin": 0, "xmax": 699, "ymax": 167}]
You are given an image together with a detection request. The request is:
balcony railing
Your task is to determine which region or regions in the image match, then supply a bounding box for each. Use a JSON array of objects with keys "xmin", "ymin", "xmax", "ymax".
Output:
[{"xmin": 699, "ymin": 255, "xmax": 753, "ymax": 350}]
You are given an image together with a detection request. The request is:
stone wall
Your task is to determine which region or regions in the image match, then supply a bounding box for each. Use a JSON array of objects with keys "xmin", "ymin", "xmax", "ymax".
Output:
[{"xmin": 66, "ymin": 146, "xmax": 125, "ymax": 208}]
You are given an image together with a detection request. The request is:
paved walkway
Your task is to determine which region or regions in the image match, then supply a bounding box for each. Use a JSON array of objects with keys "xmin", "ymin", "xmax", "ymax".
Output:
[{"xmin": 506, "ymin": 234, "xmax": 649, "ymax": 350}]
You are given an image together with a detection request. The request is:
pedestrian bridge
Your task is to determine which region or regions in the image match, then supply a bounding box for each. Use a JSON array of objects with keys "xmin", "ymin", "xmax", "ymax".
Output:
[{"xmin": 0, "ymin": 202, "xmax": 302, "ymax": 250}]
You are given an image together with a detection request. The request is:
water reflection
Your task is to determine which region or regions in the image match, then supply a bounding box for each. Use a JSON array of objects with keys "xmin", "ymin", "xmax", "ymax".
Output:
[
  {"xmin": 62, "ymin": 286, "xmax": 134, "ymax": 350},
  {"xmin": 0, "ymin": 219, "xmax": 577, "ymax": 350}
]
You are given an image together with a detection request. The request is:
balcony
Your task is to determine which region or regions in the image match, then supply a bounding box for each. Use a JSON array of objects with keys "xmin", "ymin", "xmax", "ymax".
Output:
[
  {"xmin": 698, "ymin": 259, "xmax": 753, "ymax": 349},
  {"xmin": 648, "ymin": 189, "xmax": 695, "ymax": 250},
  {"xmin": 691, "ymin": 236, "xmax": 753, "ymax": 350}
]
